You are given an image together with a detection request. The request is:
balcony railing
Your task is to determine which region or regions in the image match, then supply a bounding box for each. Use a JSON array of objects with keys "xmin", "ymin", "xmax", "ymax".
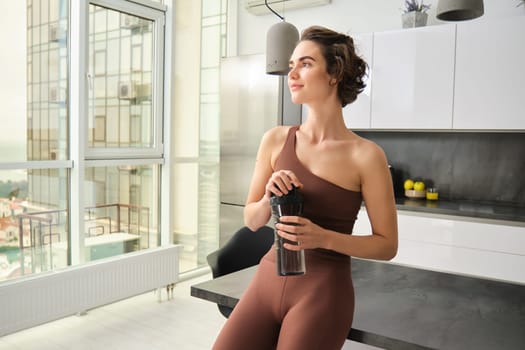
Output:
[{"xmin": 15, "ymin": 203, "xmax": 151, "ymax": 276}]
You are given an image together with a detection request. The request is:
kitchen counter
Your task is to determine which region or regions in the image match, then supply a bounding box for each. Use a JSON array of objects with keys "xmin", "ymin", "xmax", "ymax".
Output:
[
  {"xmin": 191, "ymin": 258, "xmax": 525, "ymax": 350},
  {"xmin": 394, "ymin": 197, "xmax": 525, "ymax": 223}
]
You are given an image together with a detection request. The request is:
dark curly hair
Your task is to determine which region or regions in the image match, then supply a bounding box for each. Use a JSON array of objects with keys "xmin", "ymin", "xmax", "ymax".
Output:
[{"xmin": 300, "ymin": 26, "xmax": 368, "ymax": 107}]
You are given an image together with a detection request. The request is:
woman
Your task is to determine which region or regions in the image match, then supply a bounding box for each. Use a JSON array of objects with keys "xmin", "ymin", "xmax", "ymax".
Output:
[{"xmin": 213, "ymin": 26, "xmax": 398, "ymax": 350}]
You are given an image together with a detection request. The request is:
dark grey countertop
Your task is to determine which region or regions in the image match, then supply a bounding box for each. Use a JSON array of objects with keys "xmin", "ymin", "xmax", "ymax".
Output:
[
  {"xmin": 191, "ymin": 259, "xmax": 525, "ymax": 350},
  {"xmin": 394, "ymin": 197, "xmax": 525, "ymax": 223}
]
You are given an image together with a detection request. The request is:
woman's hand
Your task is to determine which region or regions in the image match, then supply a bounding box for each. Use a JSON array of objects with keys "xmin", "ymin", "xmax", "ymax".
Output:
[
  {"xmin": 275, "ymin": 216, "xmax": 328, "ymax": 251},
  {"xmin": 265, "ymin": 170, "xmax": 303, "ymax": 197}
]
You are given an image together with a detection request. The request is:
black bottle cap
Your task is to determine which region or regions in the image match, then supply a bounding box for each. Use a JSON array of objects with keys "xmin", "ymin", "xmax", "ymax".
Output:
[{"xmin": 270, "ymin": 185, "xmax": 303, "ymax": 206}]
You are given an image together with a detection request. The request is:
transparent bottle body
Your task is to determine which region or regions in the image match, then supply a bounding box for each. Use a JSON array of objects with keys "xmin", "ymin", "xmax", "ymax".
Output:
[{"xmin": 271, "ymin": 201, "xmax": 305, "ymax": 276}]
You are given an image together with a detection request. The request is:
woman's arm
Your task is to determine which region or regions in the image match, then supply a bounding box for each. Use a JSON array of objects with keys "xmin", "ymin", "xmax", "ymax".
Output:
[
  {"xmin": 243, "ymin": 130, "xmax": 274, "ymax": 231},
  {"xmin": 244, "ymin": 127, "xmax": 303, "ymax": 232},
  {"xmin": 328, "ymin": 141, "xmax": 398, "ymax": 260}
]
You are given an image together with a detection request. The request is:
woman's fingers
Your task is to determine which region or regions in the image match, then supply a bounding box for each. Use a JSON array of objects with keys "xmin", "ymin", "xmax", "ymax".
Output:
[
  {"xmin": 276, "ymin": 228, "xmax": 302, "ymax": 250},
  {"xmin": 267, "ymin": 170, "xmax": 302, "ymax": 196},
  {"xmin": 276, "ymin": 217, "xmax": 324, "ymax": 250}
]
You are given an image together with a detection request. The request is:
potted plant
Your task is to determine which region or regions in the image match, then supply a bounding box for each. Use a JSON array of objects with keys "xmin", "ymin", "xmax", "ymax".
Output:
[{"xmin": 401, "ymin": 0, "xmax": 431, "ymax": 28}]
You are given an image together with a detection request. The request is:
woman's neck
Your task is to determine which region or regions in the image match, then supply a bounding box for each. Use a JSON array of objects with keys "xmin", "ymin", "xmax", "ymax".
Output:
[{"xmin": 301, "ymin": 105, "xmax": 348, "ymax": 142}]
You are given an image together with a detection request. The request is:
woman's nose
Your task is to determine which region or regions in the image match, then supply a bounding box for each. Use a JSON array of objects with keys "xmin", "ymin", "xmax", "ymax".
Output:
[{"xmin": 288, "ymin": 66, "xmax": 298, "ymax": 79}]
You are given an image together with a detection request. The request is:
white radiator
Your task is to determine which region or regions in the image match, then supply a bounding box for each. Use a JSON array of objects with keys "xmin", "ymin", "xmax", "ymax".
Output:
[{"xmin": 0, "ymin": 245, "xmax": 180, "ymax": 337}]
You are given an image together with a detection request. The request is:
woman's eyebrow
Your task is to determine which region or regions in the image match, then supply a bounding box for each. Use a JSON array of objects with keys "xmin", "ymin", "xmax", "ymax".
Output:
[{"xmin": 289, "ymin": 56, "xmax": 316, "ymax": 65}]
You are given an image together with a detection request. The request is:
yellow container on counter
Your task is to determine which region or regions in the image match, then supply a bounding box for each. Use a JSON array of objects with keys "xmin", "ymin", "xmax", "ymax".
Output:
[{"xmin": 426, "ymin": 188, "xmax": 439, "ymax": 201}]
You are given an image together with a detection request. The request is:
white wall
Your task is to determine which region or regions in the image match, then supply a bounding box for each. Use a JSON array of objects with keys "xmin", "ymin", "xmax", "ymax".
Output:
[{"xmin": 231, "ymin": 0, "xmax": 525, "ymax": 56}]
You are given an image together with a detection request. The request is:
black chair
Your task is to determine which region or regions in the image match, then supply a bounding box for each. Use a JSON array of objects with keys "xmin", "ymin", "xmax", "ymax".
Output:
[{"xmin": 206, "ymin": 225, "xmax": 274, "ymax": 318}]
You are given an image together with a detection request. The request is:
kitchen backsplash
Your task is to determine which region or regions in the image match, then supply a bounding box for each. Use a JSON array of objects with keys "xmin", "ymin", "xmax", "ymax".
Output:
[{"xmin": 356, "ymin": 131, "xmax": 525, "ymax": 206}]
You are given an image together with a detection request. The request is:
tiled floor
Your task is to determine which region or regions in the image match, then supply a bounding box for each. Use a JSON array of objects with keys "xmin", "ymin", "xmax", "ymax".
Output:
[{"xmin": 0, "ymin": 272, "xmax": 380, "ymax": 350}]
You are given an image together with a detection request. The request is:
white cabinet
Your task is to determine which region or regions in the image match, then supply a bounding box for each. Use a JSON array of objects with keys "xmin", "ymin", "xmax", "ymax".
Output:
[
  {"xmin": 370, "ymin": 25, "xmax": 455, "ymax": 129},
  {"xmin": 354, "ymin": 209, "xmax": 525, "ymax": 284},
  {"xmin": 453, "ymin": 16, "xmax": 525, "ymax": 130},
  {"xmin": 343, "ymin": 32, "xmax": 373, "ymax": 129}
]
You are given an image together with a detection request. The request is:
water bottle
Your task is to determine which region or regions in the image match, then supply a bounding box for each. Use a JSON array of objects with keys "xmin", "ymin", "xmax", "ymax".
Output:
[{"xmin": 270, "ymin": 186, "xmax": 306, "ymax": 276}]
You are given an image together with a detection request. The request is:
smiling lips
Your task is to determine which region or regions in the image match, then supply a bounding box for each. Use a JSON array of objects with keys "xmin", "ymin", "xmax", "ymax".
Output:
[{"xmin": 289, "ymin": 84, "xmax": 303, "ymax": 91}]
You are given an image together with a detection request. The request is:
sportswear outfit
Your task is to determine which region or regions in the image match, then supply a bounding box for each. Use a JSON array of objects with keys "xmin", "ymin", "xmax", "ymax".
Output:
[{"xmin": 213, "ymin": 126, "xmax": 362, "ymax": 350}]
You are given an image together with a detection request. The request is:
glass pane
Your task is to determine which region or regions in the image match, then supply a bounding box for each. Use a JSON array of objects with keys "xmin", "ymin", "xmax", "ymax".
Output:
[
  {"xmin": 0, "ymin": 168, "xmax": 69, "ymax": 283},
  {"xmin": 172, "ymin": 162, "xmax": 198, "ymax": 272},
  {"xmin": 201, "ymin": 25, "xmax": 220, "ymax": 68},
  {"xmin": 84, "ymin": 164, "xmax": 160, "ymax": 262},
  {"xmin": 172, "ymin": 162, "xmax": 219, "ymax": 272},
  {"xmin": 0, "ymin": 1, "xmax": 68, "ymax": 162},
  {"xmin": 202, "ymin": 0, "xmax": 221, "ymax": 17},
  {"xmin": 88, "ymin": 5, "xmax": 154, "ymax": 150}
]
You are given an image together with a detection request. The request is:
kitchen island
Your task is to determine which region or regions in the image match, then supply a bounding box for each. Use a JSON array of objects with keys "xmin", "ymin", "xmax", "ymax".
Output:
[{"xmin": 191, "ymin": 258, "xmax": 525, "ymax": 350}]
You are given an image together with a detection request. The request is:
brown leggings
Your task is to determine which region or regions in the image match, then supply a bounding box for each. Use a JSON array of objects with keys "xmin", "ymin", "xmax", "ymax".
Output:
[{"xmin": 212, "ymin": 249, "xmax": 355, "ymax": 350}]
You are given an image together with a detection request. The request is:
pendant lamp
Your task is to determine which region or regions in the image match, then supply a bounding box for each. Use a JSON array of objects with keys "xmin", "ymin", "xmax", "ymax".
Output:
[
  {"xmin": 265, "ymin": 0, "xmax": 299, "ymax": 75},
  {"xmin": 436, "ymin": 0, "xmax": 484, "ymax": 21}
]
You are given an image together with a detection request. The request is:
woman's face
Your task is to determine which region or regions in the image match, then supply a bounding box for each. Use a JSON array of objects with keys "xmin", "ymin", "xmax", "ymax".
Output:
[{"xmin": 288, "ymin": 40, "xmax": 334, "ymax": 105}]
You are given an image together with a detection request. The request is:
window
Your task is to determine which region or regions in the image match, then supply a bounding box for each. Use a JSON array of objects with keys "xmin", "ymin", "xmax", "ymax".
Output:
[
  {"xmin": 83, "ymin": 163, "xmax": 160, "ymax": 262},
  {"xmin": 0, "ymin": 0, "xmax": 71, "ymax": 281},
  {"xmin": 0, "ymin": 0, "xmax": 166, "ymax": 282},
  {"xmin": 81, "ymin": 1, "xmax": 165, "ymax": 262},
  {"xmin": 87, "ymin": 4, "xmax": 163, "ymax": 158}
]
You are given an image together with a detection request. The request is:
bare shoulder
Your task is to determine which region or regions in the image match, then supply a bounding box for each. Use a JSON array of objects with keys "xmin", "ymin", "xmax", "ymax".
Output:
[
  {"xmin": 262, "ymin": 125, "xmax": 293, "ymax": 143},
  {"xmin": 257, "ymin": 125, "xmax": 297, "ymax": 166},
  {"xmin": 260, "ymin": 125, "xmax": 295, "ymax": 151},
  {"xmin": 350, "ymin": 133, "xmax": 388, "ymax": 168}
]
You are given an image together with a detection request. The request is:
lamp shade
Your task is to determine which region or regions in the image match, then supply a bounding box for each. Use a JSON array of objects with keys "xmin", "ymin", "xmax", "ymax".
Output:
[
  {"xmin": 266, "ymin": 21, "xmax": 299, "ymax": 75},
  {"xmin": 437, "ymin": 0, "xmax": 484, "ymax": 21}
]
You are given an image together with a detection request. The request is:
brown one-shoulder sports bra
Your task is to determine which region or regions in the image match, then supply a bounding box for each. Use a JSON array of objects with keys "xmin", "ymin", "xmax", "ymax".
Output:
[{"xmin": 274, "ymin": 125, "xmax": 363, "ymax": 235}]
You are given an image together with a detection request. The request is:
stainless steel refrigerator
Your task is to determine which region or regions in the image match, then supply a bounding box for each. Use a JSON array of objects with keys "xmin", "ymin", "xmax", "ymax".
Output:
[{"xmin": 219, "ymin": 54, "xmax": 302, "ymax": 244}]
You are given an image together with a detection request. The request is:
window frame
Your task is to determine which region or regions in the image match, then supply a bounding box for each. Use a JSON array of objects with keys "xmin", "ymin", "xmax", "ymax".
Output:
[
  {"xmin": 70, "ymin": 0, "xmax": 169, "ymax": 264},
  {"xmin": 84, "ymin": 0, "xmax": 166, "ymax": 160}
]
